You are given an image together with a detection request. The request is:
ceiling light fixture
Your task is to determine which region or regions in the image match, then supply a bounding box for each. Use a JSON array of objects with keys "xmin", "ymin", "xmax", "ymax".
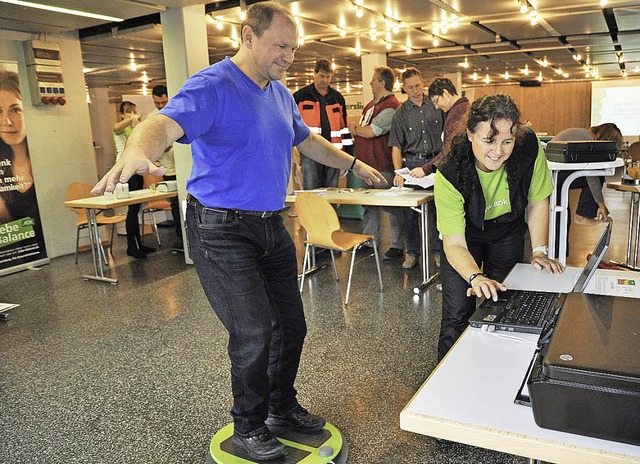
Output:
[
  {"xmin": 523, "ymin": 64, "xmax": 530, "ymax": 75},
  {"xmin": 484, "ymin": 74, "xmax": 491, "ymax": 84},
  {"xmin": 600, "ymin": 0, "xmax": 608, "ymax": 5},
  {"xmin": 537, "ymin": 71, "xmax": 543, "ymax": 82},
  {"xmin": 0, "ymin": 0, "xmax": 124, "ymax": 21},
  {"xmin": 471, "ymin": 72, "xmax": 478, "ymax": 81}
]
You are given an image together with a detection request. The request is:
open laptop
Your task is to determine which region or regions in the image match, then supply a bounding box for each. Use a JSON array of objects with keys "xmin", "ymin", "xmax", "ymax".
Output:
[{"xmin": 468, "ymin": 222, "xmax": 612, "ymax": 334}]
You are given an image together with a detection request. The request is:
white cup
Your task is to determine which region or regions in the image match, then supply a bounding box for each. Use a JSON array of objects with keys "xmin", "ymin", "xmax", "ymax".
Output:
[{"xmin": 114, "ymin": 183, "xmax": 130, "ymax": 199}]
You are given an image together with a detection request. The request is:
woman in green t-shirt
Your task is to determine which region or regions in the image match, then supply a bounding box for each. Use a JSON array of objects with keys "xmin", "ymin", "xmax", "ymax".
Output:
[{"xmin": 434, "ymin": 93, "xmax": 564, "ymax": 360}]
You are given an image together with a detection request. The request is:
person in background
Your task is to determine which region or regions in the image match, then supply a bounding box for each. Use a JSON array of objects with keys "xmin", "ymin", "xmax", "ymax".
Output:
[
  {"xmin": 150, "ymin": 84, "xmax": 182, "ymax": 249},
  {"xmin": 348, "ymin": 66, "xmax": 403, "ymax": 259},
  {"xmin": 410, "ymin": 77, "xmax": 470, "ymax": 178},
  {"xmin": 389, "ymin": 67, "xmax": 444, "ymax": 269},
  {"xmin": 434, "ymin": 93, "xmax": 564, "ymax": 361},
  {"xmin": 113, "ymin": 101, "xmax": 154, "ymax": 259},
  {"xmin": 0, "ymin": 70, "xmax": 37, "ymax": 224},
  {"xmin": 92, "ymin": 2, "xmax": 387, "ymax": 461},
  {"xmin": 293, "ymin": 58, "xmax": 352, "ymax": 189}
]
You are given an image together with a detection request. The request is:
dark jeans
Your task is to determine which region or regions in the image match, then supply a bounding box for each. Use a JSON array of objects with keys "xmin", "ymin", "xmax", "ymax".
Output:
[
  {"xmin": 163, "ymin": 174, "xmax": 182, "ymax": 238},
  {"xmin": 301, "ymin": 154, "xmax": 339, "ymax": 189},
  {"xmin": 186, "ymin": 196, "xmax": 306, "ymax": 435},
  {"xmin": 404, "ymin": 154, "xmax": 440, "ymax": 257},
  {"xmin": 438, "ymin": 230, "xmax": 525, "ymax": 360},
  {"xmin": 125, "ymin": 174, "xmax": 144, "ymax": 248}
]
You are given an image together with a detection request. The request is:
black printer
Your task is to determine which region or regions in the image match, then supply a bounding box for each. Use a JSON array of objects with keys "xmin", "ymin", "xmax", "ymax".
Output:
[{"xmin": 528, "ymin": 292, "xmax": 640, "ymax": 446}]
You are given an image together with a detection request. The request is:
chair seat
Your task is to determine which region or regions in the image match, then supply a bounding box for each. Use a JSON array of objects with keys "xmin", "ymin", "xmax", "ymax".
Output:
[
  {"xmin": 308, "ymin": 231, "xmax": 374, "ymax": 252},
  {"xmin": 76, "ymin": 214, "xmax": 127, "ymax": 227},
  {"xmin": 145, "ymin": 199, "xmax": 171, "ymax": 211}
]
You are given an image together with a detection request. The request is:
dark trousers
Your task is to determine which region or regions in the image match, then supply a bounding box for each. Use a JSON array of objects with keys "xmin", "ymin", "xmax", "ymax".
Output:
[
  {"xmin": 301, "ymin": 154, "xmax": 339, "ymax": 189},
  {"xmin": 404, "ymin": 154, "xmax": 440, "ymax": 257},
  {"xmin": 163, "ymin": 174, "xmax": 182, "ymax": 239},
  {"xmin": 125, "ymin": 174, "xmax": 144, "ymax": 249},
  {"xmin": 186, "ymin": 196, "xmax": 306, "ymax": 434},
  {"xmin": 438, "ymin": 230, "xmax": 525, "ymax": 360}
]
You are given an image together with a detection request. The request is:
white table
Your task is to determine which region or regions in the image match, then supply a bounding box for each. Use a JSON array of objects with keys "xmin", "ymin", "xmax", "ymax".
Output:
[
  {"xmin": 286, "ymin": 188, "xmax": 436, "ymax": 293},
  {"xmin": 400, "ymin": 264, "xmax": 640, "ymax": 463},
  {"xmin": 64, "ymin": 189, "xmax": 178, "ymax": 284},
  {"xmin": 607, "ymin": 182, "xmax": 640, "ymax": 268},
  {"xmin": 547, "ymin": 159, "xmax": 623, "ymax": 265}
]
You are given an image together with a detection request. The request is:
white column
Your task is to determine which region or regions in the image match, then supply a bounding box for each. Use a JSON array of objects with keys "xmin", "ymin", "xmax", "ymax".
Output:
[
  {"xmin": 361, "ymin": 53, "xmax": 387, "ymax": 105},
  {"xmin": 160, "ymin": 5, "xmax": 209, "ymax": 262}
]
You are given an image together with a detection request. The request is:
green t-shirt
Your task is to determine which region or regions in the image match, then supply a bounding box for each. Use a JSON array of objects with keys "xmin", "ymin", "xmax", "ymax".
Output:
[{"xmin": 435, "ymin": 139, "xmax": 554, "ymax": 236}]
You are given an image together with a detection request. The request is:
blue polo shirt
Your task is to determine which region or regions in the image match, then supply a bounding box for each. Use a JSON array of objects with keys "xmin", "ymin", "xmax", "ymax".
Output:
[{"xmin": 160, "ymin": 57, "xmax": 310, "ymax": 211}]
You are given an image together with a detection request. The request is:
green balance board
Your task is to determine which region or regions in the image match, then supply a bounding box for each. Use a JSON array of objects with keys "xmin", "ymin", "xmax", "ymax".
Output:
[{"xmin": 208, "ymin": 422, "xmax": 346, "ymax": 464}]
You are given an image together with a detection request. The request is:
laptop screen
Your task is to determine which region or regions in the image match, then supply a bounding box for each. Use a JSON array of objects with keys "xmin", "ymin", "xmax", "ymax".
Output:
[{"xmin": 572, "ymin": 222, "xmax": 612, "ymax": 293}]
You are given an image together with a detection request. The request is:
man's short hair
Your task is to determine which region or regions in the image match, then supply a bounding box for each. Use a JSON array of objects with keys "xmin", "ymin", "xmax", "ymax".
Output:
[
  {"xmin": 152, "ymin": 85, "xmax": 167, "ymax": 98},
  {"xmin": 315, "ymin": 58, "xmax": 332, "ymax": 74},
  {"xmin": 401, "ymin": 67, "xmax": 423, "ymax": 83},
  {"xmin": 374, "ymin": 66, "xmax": 395, "ymax": 92},
  {"xmin": 428, "ymin": 78, "xmax": 457, "ymax": 98},
  {"xmin": 241, "ymin": 1, "xmax": 295, "ymax": 41}
]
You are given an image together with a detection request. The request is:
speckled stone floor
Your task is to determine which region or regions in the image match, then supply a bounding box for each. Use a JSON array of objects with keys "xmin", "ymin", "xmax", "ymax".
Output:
[{"xmin": 0, "ymin": 179, "xmax": 630, "ymax": 463}]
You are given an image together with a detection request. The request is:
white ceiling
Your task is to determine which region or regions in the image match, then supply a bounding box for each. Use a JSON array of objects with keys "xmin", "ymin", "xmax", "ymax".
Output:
[{"xmin": 2, "ymin": 0, "xmax": 640, "ymax": 97}]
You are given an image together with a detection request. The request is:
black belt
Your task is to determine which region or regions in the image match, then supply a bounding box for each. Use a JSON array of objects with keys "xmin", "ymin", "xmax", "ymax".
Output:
[
  {"xmin": 405, "ymin": 152, "xmax": 437, "ymax": 159},
  {"xmin": 187, "ymin": 194, "xmax": 285, "ymax": 217}
]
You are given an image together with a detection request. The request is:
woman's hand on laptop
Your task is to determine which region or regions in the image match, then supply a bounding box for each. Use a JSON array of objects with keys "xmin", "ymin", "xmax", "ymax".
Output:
[
  {"xmin": 466, "ymin": 275, "xmax": 507, "ymax": 301},
  {"xmin": 531, "ymin": 252, "xmax": 565, "ymax": 274}
]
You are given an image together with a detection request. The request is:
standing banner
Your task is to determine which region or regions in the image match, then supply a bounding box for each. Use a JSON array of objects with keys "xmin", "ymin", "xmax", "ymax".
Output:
[{"xmin": 0, "ymin": 64, "xmax": 49, "ymax": 276}]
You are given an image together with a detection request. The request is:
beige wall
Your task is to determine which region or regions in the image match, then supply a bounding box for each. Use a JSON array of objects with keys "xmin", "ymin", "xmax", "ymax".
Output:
[{"xmin": 467, "ymin": 81, "xmax": 591, "ymax": 136}]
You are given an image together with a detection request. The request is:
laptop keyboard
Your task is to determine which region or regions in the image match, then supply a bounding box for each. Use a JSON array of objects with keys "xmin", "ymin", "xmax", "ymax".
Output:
[{"xmin": 502, "ymin": 291, "xmax": 556, "ymax": 327}]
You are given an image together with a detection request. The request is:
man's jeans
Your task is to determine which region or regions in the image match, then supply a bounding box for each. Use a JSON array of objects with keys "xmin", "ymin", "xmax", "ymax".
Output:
[
  {"xmin": 362, "ymin": 171, "xmax": 404, "ymax": 250},
  {"xmin": 186, "ymin": 196, "xmax": 306, "ymax": 434},
  {"xmin": 403, "ymin": 154, "xmax": 440, "ymax": 257},
  {"xmin": 301, "ymin": 154, "xmax": 339, "ymax": 189}
]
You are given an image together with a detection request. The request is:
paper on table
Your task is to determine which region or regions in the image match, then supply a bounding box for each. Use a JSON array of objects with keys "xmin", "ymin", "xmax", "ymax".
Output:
[
  {"xmin": 584, "ymin": 272, "xmax": 640, "ymax": 298},
  {"xmin": 394, "ymin": 167, "xmax": 436, "ymax": 189},
  {"xmin": 374, "ymin": 186, "xmax": 414, "ymax": 196},
  {"xmin": 293, "ymin": 189, "xmax": 327, "ymax": 195}
]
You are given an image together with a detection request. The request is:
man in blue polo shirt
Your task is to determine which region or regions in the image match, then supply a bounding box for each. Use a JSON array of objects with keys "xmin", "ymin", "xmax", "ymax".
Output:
[{"xmin": 92, "ymin": 2, "xmax": 386, "ymax": 461}]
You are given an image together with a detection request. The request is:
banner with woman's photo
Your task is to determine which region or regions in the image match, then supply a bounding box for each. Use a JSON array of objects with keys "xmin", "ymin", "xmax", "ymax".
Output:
[{"xmin": 0, "ymin": 63, "xmax": 48, "ymax": 276}]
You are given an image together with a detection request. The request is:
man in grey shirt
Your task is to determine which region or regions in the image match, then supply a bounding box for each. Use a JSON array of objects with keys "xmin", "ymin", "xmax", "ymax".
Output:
[{"xmin": 389, "ymin": 67, "xmax": 444, "ymax": 269}]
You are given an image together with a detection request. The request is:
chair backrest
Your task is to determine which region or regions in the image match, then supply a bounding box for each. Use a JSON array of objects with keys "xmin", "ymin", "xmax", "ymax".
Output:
[
  {"xmin": 295, "ymin": 192, "xmax": 341, "ymax": 249},
  {"xmin": 144, "ymin": 174, "xmax": 164, "ymax": 188},
  {"xmin": 627, "ymin": 141, "xmax": 640, "ymax": 161},
  {"xmin": 66, "ymin": 182, "xmax": 93, "ymax": 221}
]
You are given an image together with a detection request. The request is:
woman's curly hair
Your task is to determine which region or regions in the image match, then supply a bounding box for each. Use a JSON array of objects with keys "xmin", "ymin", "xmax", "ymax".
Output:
[{"xmin": 439, "ymin": 93, "xmax": 526, "ymax": 186}]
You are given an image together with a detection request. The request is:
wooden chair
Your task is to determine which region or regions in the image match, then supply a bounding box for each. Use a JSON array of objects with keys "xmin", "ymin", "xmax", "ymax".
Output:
[
  {"xmin": 66, "ymin": 182, "xmax": 127, "ymax": 264},
  {"xmin": 295, "ymin": 192, "xmax": 383, "ymax": 306},
  {"xmin": 142, "ymin": 175, "xmax": 172, "ymax": 246},
  {"xmin": 627, "ymin": 141, "xmax": 640, "ymax": 161}
]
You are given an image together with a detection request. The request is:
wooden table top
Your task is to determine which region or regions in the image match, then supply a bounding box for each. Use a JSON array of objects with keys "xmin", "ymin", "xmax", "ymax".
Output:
[{"xmin": 64, "ymin": 189, "xmax": 178, "ymax": 210}]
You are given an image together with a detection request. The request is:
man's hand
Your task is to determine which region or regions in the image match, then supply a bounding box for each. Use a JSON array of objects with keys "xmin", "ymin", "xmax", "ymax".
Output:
[
  {"xmin": 410, "ymin": 167, "xmax": 426, "ymax": 178},
  {"xmin": 352, "ymin": 161, "xmax": 388, "ymax": 187},
  {"xmin": 393, "ymin": 173, "xmax": 405, "ymax": 187},
  {"xmin": 92, "ymin": 151, "xmax": 165, "ymax": 195}
]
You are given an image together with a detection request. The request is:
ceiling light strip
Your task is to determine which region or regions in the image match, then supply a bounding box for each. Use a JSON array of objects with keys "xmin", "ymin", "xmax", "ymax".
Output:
[{"xmin": 0, "ymin": 0, "xmax": 124, "ymax": 22}]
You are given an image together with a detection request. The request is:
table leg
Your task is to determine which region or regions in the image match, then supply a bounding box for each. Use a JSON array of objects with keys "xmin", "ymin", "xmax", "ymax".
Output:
[
  {"xmin": 557, "ymin": 170, "xmax": 607, "ymax": 266},
  {"xmin": 82, "ymin": 208, "xmax": 117, "ymax": 284},
  {"xmin": 634, "ymin": 193, "xmax": 640, "ymax": 268},
  {"xmin": 414, "ymin": 203, "xmax": 439, "ymax": 294},
  {"xmin": 548, "ymin": 171, "xmax": 559, "ymax": 261},
  {"xmin": 627, "ymin": 193, "xmax": 636, "ymax": 267}
]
